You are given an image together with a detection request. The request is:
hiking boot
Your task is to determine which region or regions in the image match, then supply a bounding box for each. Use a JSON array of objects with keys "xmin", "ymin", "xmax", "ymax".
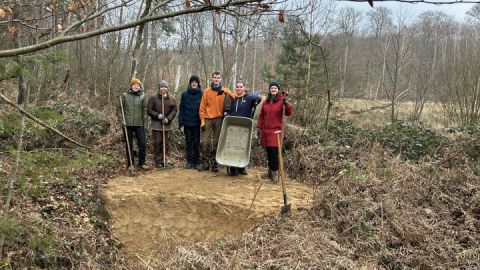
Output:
[
  {"xmin": 271, "ymin": 170, "xmax": 279, "ymax": 183},
  {"xmin": 211, "ymin": 162, "xmax": 219, "ymax": 172},
  {"xmin": 261, "ymin": 169, "xmax": 272, "ymax": 179},
  {"xmin": 139, "ymin": 164, "xmax": 150, "ymax": 170},
  {"xmin": 197, "ymin": 162, "xmax": 210, "ymax": 171},
  {"xmin": 185, "ymin": 162, "xmax": 194, "ymax": 169},
  {"xmin": 239, "ymin": 168, "xmax": 248, "ymax": 175}
]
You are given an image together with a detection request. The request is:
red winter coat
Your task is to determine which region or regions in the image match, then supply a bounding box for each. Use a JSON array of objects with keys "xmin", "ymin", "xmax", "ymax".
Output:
[{"xmin": 256, "ymin": 92, "xmax": 293, "ymax": 147}]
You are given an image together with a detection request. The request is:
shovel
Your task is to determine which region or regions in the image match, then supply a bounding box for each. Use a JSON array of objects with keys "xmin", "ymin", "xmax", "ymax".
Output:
[
  {"xmin": 275, "ymin": 130, "xmax": 291, "ymax": 217},
  {"xmin": 119, "ymin": 96, "xmax": 136, "ymax": 176}
]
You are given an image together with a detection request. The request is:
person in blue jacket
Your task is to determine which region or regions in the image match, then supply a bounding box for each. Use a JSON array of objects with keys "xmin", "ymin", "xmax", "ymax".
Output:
[
  {"xmin": 225, "ymin": 79, "xmax": 261, "ymax": 175},
  {"xmin": 178, "ymin": 75, "xmax": 203, "ymax": 169}
]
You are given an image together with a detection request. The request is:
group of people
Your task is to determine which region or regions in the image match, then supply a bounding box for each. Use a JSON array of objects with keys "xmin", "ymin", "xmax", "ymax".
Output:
[{"xmin": 116, "ymin": 71, "xmax": 293, "ymax": 183}]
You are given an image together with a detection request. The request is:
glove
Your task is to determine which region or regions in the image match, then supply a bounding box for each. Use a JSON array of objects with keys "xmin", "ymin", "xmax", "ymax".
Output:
[
  {"xmin": 162, "ymin": 118, "xmax": 169, "ymax": 125},
  {"xmin": 180, "ymin": 126, "xmax": 184, "ymax": 133},
  {"xmin": 283, "ymin": 99, "xmax": 288, "ymax": 106},
  {"xmin": 256, "ymin": 128, "xmax": 261, "ymax": 138},
  {"xmin": 217, "ymin": 89, "xmax": 224, "ymax": 96},
  {"xmin": 157, "ymin": 114, "xmax": 164, "ymax": 120}
]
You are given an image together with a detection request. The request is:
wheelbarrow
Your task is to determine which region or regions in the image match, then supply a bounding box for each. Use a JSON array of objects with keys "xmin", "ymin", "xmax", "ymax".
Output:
[{"xmin": 215, "ymin": 116, "xmax": 254, "ymax": 176}]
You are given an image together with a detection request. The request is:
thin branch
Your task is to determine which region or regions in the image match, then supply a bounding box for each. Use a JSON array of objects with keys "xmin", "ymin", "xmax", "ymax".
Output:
[
  {"xmin": 0, "ymin": 0, "xmax": 269, "ymax": 58},
  {"xmin": 338, "ymin": 0, "xmax": 480, "ymax": 4},
  {"xmin": 61, "ymin": 0, "xmax": 133, "ymax": 36}
]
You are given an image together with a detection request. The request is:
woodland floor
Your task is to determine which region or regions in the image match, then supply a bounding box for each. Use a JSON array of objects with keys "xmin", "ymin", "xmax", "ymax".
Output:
[{"xmin": 103, "ymin": 167, "xmax": 312, "ymax": 268}]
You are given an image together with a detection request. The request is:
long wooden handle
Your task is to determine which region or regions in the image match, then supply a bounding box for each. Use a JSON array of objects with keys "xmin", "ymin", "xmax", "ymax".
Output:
[
  {"xmin": 275, "ymin": 131, "xmax": 287, "ymax": 206},
  {"xmin": 162, "ymin": 94, "xmax": 166, "ymax": 165},
  {"xmin": 120, "ymin": 96, "xmax": 134, "ymax": 172}
]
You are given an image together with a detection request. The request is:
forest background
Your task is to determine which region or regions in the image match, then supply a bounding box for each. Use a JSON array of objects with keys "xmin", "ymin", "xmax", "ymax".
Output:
[{"xmin": 0, "ymin": 0, "xmax": 479, "ymax": 269}]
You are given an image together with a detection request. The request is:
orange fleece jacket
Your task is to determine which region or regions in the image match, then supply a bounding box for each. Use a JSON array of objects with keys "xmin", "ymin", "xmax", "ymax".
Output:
[{"xmin": 199, "ymin": 86, "xmax": 234, "ymax": 126}]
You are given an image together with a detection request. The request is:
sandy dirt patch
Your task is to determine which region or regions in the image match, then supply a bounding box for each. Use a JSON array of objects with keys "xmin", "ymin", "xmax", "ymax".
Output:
[{"xmin": 103, "ymin": 167, "xmax": 312, "ymax": 265}]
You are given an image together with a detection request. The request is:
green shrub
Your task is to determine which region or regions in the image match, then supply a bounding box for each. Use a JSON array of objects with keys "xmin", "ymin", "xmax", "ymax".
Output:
[
  {"xmin": 0, "ymin": 217, "xmax": 23, "ymax": 245},
  {"xmin": 327, "ymin": 119, "xmax": 363, "ymax": 146},
  {"xmin": 373, "ymin": 121, "xmax": 446, "ymax": 160}
]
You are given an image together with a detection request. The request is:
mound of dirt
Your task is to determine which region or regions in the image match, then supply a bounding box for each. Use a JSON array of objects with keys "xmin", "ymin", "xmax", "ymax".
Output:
[{"xmin": 102, "ymin": 167, "xmax": 312, "ymax": 266}]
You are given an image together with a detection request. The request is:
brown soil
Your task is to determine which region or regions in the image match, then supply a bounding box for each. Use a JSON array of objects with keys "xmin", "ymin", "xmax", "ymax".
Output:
[{"xmin": 102, "ymin": 167, "xmax": 312, "ymax": 266}]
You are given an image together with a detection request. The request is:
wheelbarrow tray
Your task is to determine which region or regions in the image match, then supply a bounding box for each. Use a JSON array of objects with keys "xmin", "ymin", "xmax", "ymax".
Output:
[{"xmin": 216, "ymin": 116, "xmax": 254, "ymax": 168}]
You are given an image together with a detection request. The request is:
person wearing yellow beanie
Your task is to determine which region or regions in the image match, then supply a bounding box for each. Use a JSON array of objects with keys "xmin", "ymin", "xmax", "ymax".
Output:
[
  {"xmin": 130, "ymin": 78, "xmax": 142, "ymax": 86},
  {"xmin": 116, "ymin": 77, "xmax": 149, "ymax": 170}
]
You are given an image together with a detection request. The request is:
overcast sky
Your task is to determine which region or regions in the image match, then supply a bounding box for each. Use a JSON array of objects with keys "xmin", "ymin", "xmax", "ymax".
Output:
[{"xmin": 338, "ymin": 1, "xmax": 476, "ymax": 21}]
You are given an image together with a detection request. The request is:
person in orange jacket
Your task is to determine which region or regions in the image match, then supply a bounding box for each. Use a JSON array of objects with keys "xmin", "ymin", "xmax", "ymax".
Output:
[{"xmin": 198, "ymin": 71, "xmax": 235, "ymax": 172}]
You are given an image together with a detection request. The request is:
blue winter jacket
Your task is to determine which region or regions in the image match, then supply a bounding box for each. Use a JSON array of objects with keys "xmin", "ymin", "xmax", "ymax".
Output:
[
  {"xmin": 179, "ymin": 87, "xmax": 203, "ymax": 127},
  {"xmin": 227, "ymin": 92, "xmax": 260, "ymax": 118}
]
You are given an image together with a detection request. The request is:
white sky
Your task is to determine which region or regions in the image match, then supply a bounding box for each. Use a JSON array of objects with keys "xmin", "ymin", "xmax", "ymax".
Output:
[{"xmin": 338, "ymin": 1, "xmax": 476, "ymax": 21}]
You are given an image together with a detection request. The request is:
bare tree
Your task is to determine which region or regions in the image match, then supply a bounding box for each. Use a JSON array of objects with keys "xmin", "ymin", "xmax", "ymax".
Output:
[
  {"xmin": 336, "ymin": 7, "xmax": 363, "ymax": 98},
  {"xmin": 383, "ymin": 8, "xmax": 414, "ymax": 122}
]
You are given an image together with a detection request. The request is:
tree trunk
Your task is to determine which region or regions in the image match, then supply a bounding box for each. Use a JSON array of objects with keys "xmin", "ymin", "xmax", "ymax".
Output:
[
  {"xmin": 174, "ymin": 65, "xmax": 182, "ymax": 95},
  {"xmin": 340, "ymin": 44, "xmax": 348, "ymax": 98},
  {"xmin": 251, "ymin": 28, "xmax": 257, "ymax": 91}
]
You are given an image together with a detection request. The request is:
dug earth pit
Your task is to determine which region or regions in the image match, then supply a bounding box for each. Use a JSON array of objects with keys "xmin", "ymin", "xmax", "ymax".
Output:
[{"xmin": 103, "ymin": 167, "xmax": 312, "ymax": 264}]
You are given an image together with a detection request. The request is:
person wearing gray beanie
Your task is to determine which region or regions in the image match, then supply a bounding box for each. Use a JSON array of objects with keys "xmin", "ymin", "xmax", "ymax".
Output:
[{"xmin": 147, "ymin": 80, "xmax": 177, "ymax": 168}]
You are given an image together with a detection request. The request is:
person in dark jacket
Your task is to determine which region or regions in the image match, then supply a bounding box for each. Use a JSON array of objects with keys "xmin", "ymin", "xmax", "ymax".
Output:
[
  {"xmin": 256, "ymin": 80, "xmax": 293, "ymax": 183},
  {"xmin": 178, "ymin": 75, "xmax": 203, "ymax": 169},
  {"xmin": 147, "ymin": 80, "xmax": 177, "ymax": 168},
  {"xmin": 226, "ymin": 80, "xmax": 261, "ymax": 175},
  {"xmin": 226, "ymin": 80, "xmax": 261, "ymax": 118},
  {"xmin": 116, "ymin": 78, "xmax": 149, "ymax": 170}
]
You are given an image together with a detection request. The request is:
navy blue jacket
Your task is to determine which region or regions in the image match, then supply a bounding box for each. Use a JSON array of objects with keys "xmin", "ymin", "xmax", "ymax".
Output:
[
  {"xmin": 179, "ymin": 87, "xmax": 203, "ymax": 127},
  {"xmin": 227, "ymin": 92, "xmax": 260, "ymax": 118}
]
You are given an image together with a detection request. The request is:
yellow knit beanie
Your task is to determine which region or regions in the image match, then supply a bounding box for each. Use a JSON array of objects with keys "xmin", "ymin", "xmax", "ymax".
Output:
[{"xmin": 130, "ymin": 78, "xmax": 142, "ymax": 86}]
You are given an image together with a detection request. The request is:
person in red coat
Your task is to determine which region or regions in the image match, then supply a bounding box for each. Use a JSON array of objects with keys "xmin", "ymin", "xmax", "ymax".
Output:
[{"xmin": 256, "ymin": 80, "xmax": 293, "ymax": 183}]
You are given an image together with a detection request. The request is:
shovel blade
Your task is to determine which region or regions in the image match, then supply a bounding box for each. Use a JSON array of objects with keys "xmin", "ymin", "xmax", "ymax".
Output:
[{"xmin": 280, "ymin": 203, "xmax": 291, "ymax": 217}]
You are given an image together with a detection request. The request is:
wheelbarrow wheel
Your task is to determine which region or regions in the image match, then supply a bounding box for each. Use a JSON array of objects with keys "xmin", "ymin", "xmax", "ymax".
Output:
[{"xmin": 227, "ymin": 166, "xmax": 238, "ymax": 176}]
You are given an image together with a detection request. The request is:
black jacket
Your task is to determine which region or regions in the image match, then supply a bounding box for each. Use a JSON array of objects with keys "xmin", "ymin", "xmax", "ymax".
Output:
[{"xmin": 178, "ymin": 87, "xmax": 203, "ymax": 127}]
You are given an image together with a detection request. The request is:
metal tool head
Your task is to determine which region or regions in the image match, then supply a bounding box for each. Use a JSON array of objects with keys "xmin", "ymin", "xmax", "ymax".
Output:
[{"xmin": 281, "ymin": 203, "xmax": 292, "ymax": 217}]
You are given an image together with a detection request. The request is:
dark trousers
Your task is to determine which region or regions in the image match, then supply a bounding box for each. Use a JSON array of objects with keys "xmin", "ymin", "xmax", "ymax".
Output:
[
  {"xmin": 200, "ymin": 118, "xmax": 222, "ymax": 165},
  {"xmin": 124, "ymin": 126, "xmax": 146, "ymax": 166},
  {"xmin": 184, "ymin": 126, "xmax": 200, "ymax": 165},
  {"xmin": 152, "ymin": 129, "xmax": 170, "ymax": 165},
  {"xmin": 266, "ymin": 147, "xmax": 279, "ymax": 171}
]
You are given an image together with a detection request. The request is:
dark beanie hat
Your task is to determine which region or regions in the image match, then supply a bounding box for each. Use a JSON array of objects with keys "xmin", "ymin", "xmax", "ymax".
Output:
[
  {"xmin": 189, "ymin": 75, "xmax": 200, "ymax": 85},
  {"xmin": 269, "ymin": 80, "xmax": 281, "ymax": 90}
]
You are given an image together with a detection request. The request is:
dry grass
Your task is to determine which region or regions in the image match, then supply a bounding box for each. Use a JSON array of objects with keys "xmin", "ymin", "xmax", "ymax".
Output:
[
  {"xmin": 333, "ymin": 99, "xmax": 450, "ymax": 130},
  {"xmin": 150, "ymin": 123, "xmax": 480, "ymax": 270}
]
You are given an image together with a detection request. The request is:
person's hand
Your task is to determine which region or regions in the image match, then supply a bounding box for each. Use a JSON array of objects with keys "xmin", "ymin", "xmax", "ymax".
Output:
[
  {"xmin": 201, "ymin": 125, "xmax": 206, "ymax": 132},
  {"xmin": 120, "ymin": 122, "xmax": 126, "ymax": 128},
  {"xmin": 180, "ymin": 126, "xmax": 184, "ymax": 133},
  {"xmin": 162, "ymin": 117, "xmax": 169, "ymax": 125},
  {"xmin": 224, "ymin": 112, "xmax": 228, "ymax": 117},
  {"xmin": 157, "ymin": 114, "xmax": 164, "ymax": 120},
  {"xmin": 217, "ymin": 89, "xmax": 224, "ymax": 96},
  {"xmin": 283, "ymin": 98, "xmax": 288, "ymax": 106}
]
